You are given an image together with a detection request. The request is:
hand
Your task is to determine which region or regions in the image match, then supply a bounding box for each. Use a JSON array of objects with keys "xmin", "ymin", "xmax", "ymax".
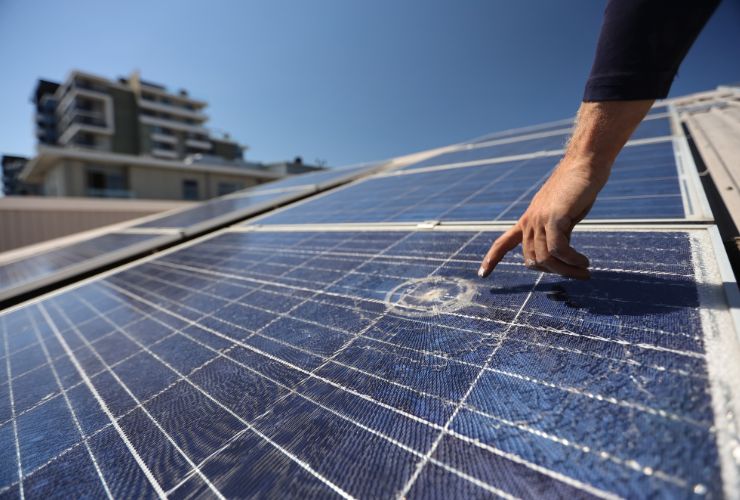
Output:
[{"xmin": 477, "ymin": 157, "xmax": 608, "ymax": 280}]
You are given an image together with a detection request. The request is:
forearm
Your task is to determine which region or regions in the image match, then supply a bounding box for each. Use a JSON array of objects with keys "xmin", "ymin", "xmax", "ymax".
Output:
[{"xmin": 560, "ymin": 100, "xmax": 654, "ymax": 185}]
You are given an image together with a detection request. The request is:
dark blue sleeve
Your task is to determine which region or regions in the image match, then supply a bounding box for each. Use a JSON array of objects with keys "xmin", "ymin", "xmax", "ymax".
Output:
[{"xmin": 583, "ymin": 0, "xmax": 720, "ymax": 102}]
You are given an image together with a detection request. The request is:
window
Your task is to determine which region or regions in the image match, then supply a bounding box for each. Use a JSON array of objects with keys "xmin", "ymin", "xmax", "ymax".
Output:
[
  {"xmin": 217, "ymin": 182, "xmax": 243, "ymax": 196},
  {"xmin": 86, "ymin": 166, "xmax": 128, "ymax": 197},
  {"xmin": 182, "ymin": 179, "xmax": 199, "ymax": 200}
]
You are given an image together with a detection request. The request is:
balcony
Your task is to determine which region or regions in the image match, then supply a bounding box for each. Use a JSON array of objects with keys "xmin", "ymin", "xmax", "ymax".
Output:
[
  {"xmin": 140, "ymin": 114, "xmax": 208, "ymax": 135},
  {"xmin": 138, "ymin": 98, "xmax": 208, "ymax": 122},
  {"xmin": 152, "ymin": 148, "xmax": 179, "ymax": 159},
  {"xmin": 151, "ymin": 132, "xmax": 177, "ymax": 144},
  {"xmin": 185, "ymin": 138, "xmax": 211, "ymax": 150}
]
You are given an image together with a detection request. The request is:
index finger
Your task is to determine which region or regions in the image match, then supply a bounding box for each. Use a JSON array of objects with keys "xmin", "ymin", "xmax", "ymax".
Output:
[{"xmin": 478, "ymin": 225, "xmax": 523, "ymax": 278}]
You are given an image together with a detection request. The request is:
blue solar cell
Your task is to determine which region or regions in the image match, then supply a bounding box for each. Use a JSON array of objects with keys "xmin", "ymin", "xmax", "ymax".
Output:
[
  {"xmin": 254, "ymin": 141, "xmax": 683, "ymax": 224},
  {"xmin": 0, "ymin": 228, "xmax": 732, "ymax": 498},
  {"xmin": 0, "ymin": 232, "xmax": 166, "ymax": 303}
]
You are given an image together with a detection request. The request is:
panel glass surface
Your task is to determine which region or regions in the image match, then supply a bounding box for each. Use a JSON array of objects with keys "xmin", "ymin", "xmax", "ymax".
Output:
[
  {"xmin": 256, "ymin": 141, "xmax": 683, "ymax": 225},
  {"xmin": 469, "ymin": 107, "xmax": 667, "ymax": 145},
  {"xmin": 0, "ymin": 233, "xmax": 162, "ymax": 297},
  {"xmin": 629, "ymin": 116, "xmax": 673, "ymax": 140},
  {"xmin": 0, "ymin": 229, "xmax": 727, "ymax": 498},
  {"xmin": 134, "ymin": 190, "xmax": 308, "ymax": 230},
  {"xmin": 404, "ymin": 133, "xmax": 572, "ymax": 171},
  {"xmin": 251, "ymin": 163, "xmax": 379, "ymax": 192}
]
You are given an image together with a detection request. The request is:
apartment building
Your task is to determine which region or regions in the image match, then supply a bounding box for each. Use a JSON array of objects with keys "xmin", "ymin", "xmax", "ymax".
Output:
[
  {"xmin": 1, "ymin": 155, "xmax": 40, "ymax": 196},
  {"xmin": 20, "ymin": 70, "xmax": 284, "ymax": 200}
]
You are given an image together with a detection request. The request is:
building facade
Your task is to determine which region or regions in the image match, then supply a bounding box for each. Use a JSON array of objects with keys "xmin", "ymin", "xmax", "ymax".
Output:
[
  {"xmin": 21, "ymin": 70, "xmax": 285, "ymax": 200},
  {"xmin": 1, "ymin": 155, "xmax": 39, "ymax": 196}
]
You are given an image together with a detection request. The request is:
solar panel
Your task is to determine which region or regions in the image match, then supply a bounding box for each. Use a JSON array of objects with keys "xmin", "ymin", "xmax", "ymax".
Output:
[
  {"xmin": 628, "ymin": 116, "xmax": 673, "ymax": 140},
  {"xmin": 133, "ymin": 189, "xmax": 313, "ymax": 233},
  {"xmin": 251, "ymin": 162, "xmax": 384, "ymax": 192},
  {"xmin": 405, "ymin": 133, "xmax": 572, "ymax": 171},
  {"xmin": 0, "ymin": 231, "xmax": 177, "ymax": 306},
  {"xmin": 469, "ymin": 105, "xmax": 671, "ymax": 144},
  {"xmin": 133, "ymin": 163, "xmax": 384, "ymax": 234},
  {"xmin": 252, "ymin": 140, "xmax": 695, "ymax": 225},
  {"xmin": 406, "ymin": 116, "xmax": 672, "ymax": 173},
  {"xmin": 1, "ymin": 226, "xmax": 736, "ymax": 498}
]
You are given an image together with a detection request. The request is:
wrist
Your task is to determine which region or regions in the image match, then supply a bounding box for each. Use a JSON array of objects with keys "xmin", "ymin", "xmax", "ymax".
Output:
[{"xmin": 557, "ymin": 153, "xmax": 612, "ymax": 186}]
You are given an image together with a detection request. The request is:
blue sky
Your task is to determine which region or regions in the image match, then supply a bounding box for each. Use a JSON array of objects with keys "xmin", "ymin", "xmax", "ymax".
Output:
[{"xmin": 1, "ymin": 0, "xmax": 739, "ymax": 166}]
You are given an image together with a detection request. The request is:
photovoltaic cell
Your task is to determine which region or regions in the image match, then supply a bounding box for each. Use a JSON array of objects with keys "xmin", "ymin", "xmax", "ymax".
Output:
[
  {"xmin": 0, "ymin": 228, "xmax": 733, "ymax": 498},
  {"xmin": 254, "ymin": 141, "xmax": 684, "ymax": 225},
  {"xmin": 0, "ymin": 232, "xmax": 170, "ymax": 303}
]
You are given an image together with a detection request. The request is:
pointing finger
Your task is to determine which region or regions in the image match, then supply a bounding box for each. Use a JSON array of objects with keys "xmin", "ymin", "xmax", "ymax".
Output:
[{"xmin": 478, "ymin": 225, "xmax": 523, "ymax": 278}]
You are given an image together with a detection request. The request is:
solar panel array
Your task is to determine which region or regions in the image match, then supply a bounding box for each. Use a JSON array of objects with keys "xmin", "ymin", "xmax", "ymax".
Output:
[
  {"xmin": 252, "ymin": 138, "xmax": 694, "ymax": 226},
  {"xmin": 0, "ymin": 163, "xmax": 383, "ymax": 306},
  {"xmin": 134, "ymin": 162, "xmax": 383, "ymax": 233},
  {"xmin": 1, "ymin": 106, "xmax": 738, "ymax": 499}
]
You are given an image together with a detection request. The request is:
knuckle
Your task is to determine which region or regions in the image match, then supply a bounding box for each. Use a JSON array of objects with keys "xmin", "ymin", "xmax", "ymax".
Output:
[{"xmin": 536, "ymin": 256, "xmax": 555, "ymax": 267}]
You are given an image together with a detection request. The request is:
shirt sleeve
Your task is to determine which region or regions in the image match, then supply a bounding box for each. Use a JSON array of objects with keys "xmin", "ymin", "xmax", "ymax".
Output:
[{"xmin": 583, "ymin": 0, "xmax": 720, "ymax": 102}]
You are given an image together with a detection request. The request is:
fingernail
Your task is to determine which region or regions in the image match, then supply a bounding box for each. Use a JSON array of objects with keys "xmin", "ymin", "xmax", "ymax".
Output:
[
  {"xmin": 525, "ymin": 258, "xmax": 537, "ymax": 269},
  {"xmin": 477, "ymin": 266, "xmax": 486, "ymax": 278}
]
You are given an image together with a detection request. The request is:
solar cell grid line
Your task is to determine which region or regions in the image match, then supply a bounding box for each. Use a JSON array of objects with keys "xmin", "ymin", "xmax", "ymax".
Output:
[
  {"xmin": 0, "ymin": 227, "xmax": 737, "ymax": 498},
  {"xmin": 118, "ymin": 262, "xmax": 712, "ymax": 433},
  {"xmin": 0, "ymin": 232, "xmax": 584, "ymax": 498},
  {"xmin": 96, "ymin": 279, "xmax": 554, "ymax": 499},
  {"xmin": 103, "ymin": 229, "xmax": 472, "ymax": 497},
  {"xmin": 99, "ymin": 268, "xmax": 616, "ymax": 499},
  {"xmin": 148, "ymin": 244, "xmax": 712, "ymax": 405},
  {"xmin": 0, "ymin": 302, "xmax": 167, "ymax": 407},
  {"xmin": 32, "ymin": 303, "xmax": 169, "ymax": 498},
  {"xmin": 44, "ymin": 301, "xmax": 229, "ymax": 499},
  {"xmin": 117, "ymin": 231, "xmax": 716, "ymax": 496},
  {"xmin": 397, "ymin": 272, "xmax": 545, "ymax": 498},
  {"xmin": 412, "ymin": 114, "xmax": 673, "ymax": 172},
  {"xmin": 74, "ymin": 232, "xmax": 356, "ymax": 494},
  {"xmin": 250, "ymin": 140, "xmax": 684, "ymax": 225},
  {"xmin": 148, "ymin": 248, "xmax": 711, "ymax": 368},
  {"xmin": 102, "ymin": 233, "xmax": 716, "ymax": 492},
  {"xmin": 2, "ymin": 317, "xmax": 24, "ymax": 500},
  {"xmin": 64, "ymin": 290, "xmax": 356, "ymax": 500},
  {"xmin": 72, "ymin": 229, "xmax": 396, "ymax": 494},
  {"xmin": 25, "ymin": 312, "xmax": 113, "ymax": 499}
]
